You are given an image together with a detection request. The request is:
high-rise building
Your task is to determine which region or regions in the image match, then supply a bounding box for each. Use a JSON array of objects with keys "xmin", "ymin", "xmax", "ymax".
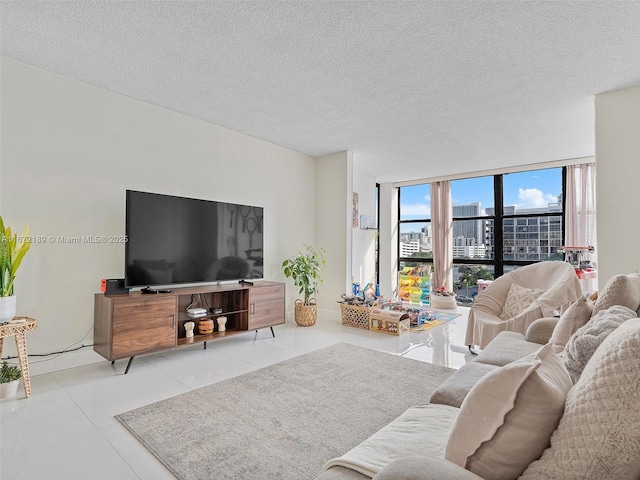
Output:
[
  {"xmin": 486, "ymin": 202, "xmax": 562, "ymax": 261},
  {"xmin": 452, "ymin": 203, "xmax": 484, "ymax": 245}
]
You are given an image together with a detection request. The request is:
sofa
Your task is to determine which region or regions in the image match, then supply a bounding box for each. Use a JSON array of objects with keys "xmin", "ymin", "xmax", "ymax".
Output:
[{"xmin": 316, "ymin": 273, "xmax": 640, "ymax": 480}]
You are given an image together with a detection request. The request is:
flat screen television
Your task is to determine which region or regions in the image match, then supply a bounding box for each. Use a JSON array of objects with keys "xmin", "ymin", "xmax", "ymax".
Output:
[{"xmin": 125, "ymin": 190, "xmax": 263, "ymax": 288}]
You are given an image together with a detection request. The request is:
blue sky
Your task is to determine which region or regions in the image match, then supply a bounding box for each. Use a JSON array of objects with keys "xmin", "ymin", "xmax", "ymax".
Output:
[{"xmin": 400, "ymin": 167, "xmax": 562, "ymax": 220}]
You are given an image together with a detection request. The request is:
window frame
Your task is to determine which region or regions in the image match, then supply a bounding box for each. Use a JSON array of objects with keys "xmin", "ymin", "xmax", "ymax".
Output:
[{"xmin": 398, "ymin": 168, "xmax": 566, "ymax": 279}]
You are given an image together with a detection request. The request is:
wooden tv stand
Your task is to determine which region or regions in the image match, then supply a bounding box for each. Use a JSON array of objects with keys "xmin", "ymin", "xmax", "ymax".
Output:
[{"xmin": 93, "ymin": 281, "xmax": 285, "ymax": 373}]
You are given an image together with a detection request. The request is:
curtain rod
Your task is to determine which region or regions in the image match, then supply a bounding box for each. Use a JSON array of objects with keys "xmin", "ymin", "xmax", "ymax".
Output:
[{"xmin": 393, "ymin": 156, "xmax": 595, "ymax": 188}]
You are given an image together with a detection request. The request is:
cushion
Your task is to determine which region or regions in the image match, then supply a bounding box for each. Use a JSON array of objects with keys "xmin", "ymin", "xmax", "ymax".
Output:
[
  {"xmin": 562, "ymin": 305, "xmax": 636, "ymax": 383},
  {"xmin": 323, "ymin": 404, "xmax": 459, "ymax": 477},
  {"xmin": 499, "ymin": 283, "xmax": 545, "ymax": 320},
  {"xmin": 473, "ymin": 331, "xmax": 541, "ymax": 367},
  {"xmin": 520, "ymin": 318, "xmax": 640, "ymax": 480},
  {"xmin": 549, "ymin": 296, "xmax": 593, "ymax": 353},
  {"xmin": 372, "ymin": 456, "xmax": 485, "ymax": 480},
  {"xmin": 444, "ymin": 343, "xmax": 571, "ymax": 480},
  {"xmin": 593, "ymin": 272, "xmax": 640, "ymax": 315},
  {"xmin": 429, "ymin": 362, "xmax": 499, "ymax": 408}
]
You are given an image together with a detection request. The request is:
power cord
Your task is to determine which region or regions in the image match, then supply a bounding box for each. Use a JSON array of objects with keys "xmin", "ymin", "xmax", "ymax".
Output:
[{"xmin": 1, "ymin": 326, "xmax": 94, "ymax": 364}]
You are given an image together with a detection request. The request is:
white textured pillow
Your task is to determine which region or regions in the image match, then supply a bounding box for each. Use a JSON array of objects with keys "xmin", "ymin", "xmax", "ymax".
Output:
[
  {"xmin": 550, "ymin": 296, "xmax": 593, "ymax": 353},
  {"xmin": 562, "ymin": 305, "xmax": 637, "ymax": 383},
  {"xmin": 444, "ymin": 343, "xmax": 572, "ymax": 480},
  {"xmin": 520, "ymin": 318, "xmax": 640, "ymax": 480},
  {"xmin": 500, "ymin": 283, "xmax": 546, "ymax": 320},
  {"xmin": 593, "ymin": 273, "xmax": 640, "ymax": 315}
]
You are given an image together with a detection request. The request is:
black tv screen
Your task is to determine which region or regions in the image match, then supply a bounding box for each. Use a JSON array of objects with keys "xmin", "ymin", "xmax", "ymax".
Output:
[{"xmin": 125, "ymin": 190, "xmax": 263, "ymax": 288}]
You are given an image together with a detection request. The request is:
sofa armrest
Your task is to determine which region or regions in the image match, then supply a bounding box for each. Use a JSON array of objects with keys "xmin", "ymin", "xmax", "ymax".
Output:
[
  {"xmin": 372, "ymin": 456, "xmax": 485, "ymax": 480},
  {"xmin": 525, "ymin": 317, "xmax": 559, "ymax": 344}
]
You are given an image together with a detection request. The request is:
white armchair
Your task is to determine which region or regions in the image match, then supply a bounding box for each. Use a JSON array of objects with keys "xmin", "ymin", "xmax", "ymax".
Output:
[{"xmin": 465, "ymin": 261, "xmax": 582, "ymax": 349}]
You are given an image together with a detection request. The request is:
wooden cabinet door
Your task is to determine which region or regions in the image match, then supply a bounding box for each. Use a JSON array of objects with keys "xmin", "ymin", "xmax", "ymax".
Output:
[
  {"xmin": 112, "ymin": 297, "xmax": 176, "ymax": 359},
  {"xmin": 249, "ymin": 283, "xmax": 285, "ymax": 330}
]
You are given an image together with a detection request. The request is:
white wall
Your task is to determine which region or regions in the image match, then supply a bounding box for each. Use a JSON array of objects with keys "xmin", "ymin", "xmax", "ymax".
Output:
[
  {"xmin": 315, "ymin": 151, "xmax": 352, "ymax": 312},
  {"xmin": 0, "ymin": 57, "xmax": 320, "ymax": 361},
  {"xmin": 351, "ymin": 171, "xmax": 378, "ymax": 294},
  {"xmin": 595, "ymin": 84, "xmax": 640, "ymax": 285},
  {"xmin": 378, "ymin": 182, "xmax": 399, "ymax": 299}
]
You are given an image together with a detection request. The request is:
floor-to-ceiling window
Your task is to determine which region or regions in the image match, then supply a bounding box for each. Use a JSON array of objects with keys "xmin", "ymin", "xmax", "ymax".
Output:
[{"xmin": 398, "ymin": 167, "xmax": 565, "ymax": 303}]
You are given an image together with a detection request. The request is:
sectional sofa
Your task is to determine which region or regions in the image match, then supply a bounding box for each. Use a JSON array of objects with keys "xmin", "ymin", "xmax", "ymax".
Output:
[{"xmin": 316, "ymin": 273, "xmax": 640, "ymax": 480}]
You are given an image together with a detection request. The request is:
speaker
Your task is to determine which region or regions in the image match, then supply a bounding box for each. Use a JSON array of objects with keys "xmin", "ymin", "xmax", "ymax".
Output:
[{"xmin": 100, "ymin": 278, "xmax": 129, "ymax": 295}]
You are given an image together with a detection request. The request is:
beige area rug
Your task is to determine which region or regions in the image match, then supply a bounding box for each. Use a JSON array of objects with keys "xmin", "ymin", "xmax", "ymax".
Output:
[{"xmin": 116, "ymin": 342, "xmax": 454, "ymax": 480}]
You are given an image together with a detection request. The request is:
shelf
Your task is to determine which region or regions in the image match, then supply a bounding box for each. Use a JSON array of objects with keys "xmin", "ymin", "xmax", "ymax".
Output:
[
  {"xmin": 178, "ymin": 309, "xmax": 248, "ymax": 322},
  {"xmin": 177, "ymin": 328, "xmax": 243, "ymax": 346}
]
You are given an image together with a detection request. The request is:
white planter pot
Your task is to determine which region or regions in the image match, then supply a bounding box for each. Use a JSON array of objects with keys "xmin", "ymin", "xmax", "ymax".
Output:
[
  {"xmin": 0, "ymin": 380, "xmax": 20, "ymax": 398},
  {"xmin": 430, "ymin": 293, "xmax": 457, "ymax": 310},
  {"xmin": 0, "ymin": 295, "xmax": 17, "ymax": 322}
]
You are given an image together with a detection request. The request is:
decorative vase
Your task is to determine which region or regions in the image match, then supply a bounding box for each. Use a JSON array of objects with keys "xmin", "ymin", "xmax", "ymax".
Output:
[
  {"xmin": 294, "ymin": 299, "xmax": 317, "ymax": 326},
  {"xmin": 216, "ymin": 316, "xmax": 227, "ymax": 332},
  {"xmin": 184, "ymin": 321, "xmax": 195, "ymax": 338},
  {"xmin": 0, "ymin": 380, "xmax": 20, "ymax": 399},
  {"xmin": 198, "ymin": 319, "xmax": 214, "ymax": 335},
  {"xmin": 0, "ymin": 295, "xmax": 17, "ymax": 322}
]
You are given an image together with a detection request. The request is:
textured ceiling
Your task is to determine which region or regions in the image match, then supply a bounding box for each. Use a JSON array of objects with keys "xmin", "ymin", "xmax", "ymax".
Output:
[{"xmin": 2, "ymin": 1, "xmax": 640, "ymax": 183}]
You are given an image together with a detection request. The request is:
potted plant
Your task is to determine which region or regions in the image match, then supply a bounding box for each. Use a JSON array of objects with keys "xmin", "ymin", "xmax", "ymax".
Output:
[
  {"xmin": 282, "ymin": 244, "xmax": 326, "ymax": 326},
  {"xmin": 0, "ymin": 216, "xmax": 32, "ymax": 321},
  {"xmin": 0, "ymin": 361, "xmax": 22, "ymax": 398}
]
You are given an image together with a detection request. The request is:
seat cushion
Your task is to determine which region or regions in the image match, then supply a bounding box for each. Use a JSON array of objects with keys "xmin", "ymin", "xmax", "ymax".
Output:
[
  {"xmin": 520, "ymin": 318, "xmax": 640, "ymax": 480},
  {"xmin": 430, "ymin": 362, "xmax": 499, "ymax": 408},
  {"xmin": 444, "ymin": 343, "xmax": 572, "ymax": 480},
  {"xmin": 474, "ymin": 331, "xmax": 541, "ymax": 367},
  {"xmin": 322, "ymin": 404, "xmax": 459, "ymax": 478}
]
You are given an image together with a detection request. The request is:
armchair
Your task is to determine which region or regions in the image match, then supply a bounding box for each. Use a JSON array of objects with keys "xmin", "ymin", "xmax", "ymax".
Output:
[{"xmin": 465, "ymin": 261, "xmax": 582, "ymax": 349}]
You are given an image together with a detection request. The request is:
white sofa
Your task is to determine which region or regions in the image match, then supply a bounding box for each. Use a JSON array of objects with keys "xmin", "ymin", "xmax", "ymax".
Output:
[{"xmin": 316, "ymin": 273, "xmax": 640, "ymax": 480}]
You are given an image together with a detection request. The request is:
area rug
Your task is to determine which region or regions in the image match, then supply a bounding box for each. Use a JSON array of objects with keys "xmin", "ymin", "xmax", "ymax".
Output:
[
  {"xmin": 409, "ymin": 309, "xmax": 462, "ymax": 332},
  {"xmin": 116, "ymin": 342, "xmax": 454, "ymax": 480}
]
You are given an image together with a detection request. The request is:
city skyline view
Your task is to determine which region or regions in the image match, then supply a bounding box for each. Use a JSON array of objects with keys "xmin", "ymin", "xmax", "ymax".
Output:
[{"xmin": 400, "ymin": 167, "xmax": 562, "ymax": 226}]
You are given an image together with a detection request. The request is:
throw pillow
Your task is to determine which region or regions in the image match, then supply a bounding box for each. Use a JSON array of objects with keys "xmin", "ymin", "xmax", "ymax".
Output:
[
  {"xmin": 549, "ymin": 296, "xmax": 593, "ymax": 353},
  {"xmin": 499, "ymin": 283, "xmax": 546, "ymax": 320},
  {"xmin": 520, "ymin": 318, "xmax": 640, "ymax": 480},
  {"xmin": 593, "ymin": 273, "xmax": 640, "ymax": 315},
  {"xmin": 444, "ymin": 343, "xmax": 572, "ymax": 480},
  {"xmin": 562, "ymin": 305, "xmax": 637, "ymax": 383}
]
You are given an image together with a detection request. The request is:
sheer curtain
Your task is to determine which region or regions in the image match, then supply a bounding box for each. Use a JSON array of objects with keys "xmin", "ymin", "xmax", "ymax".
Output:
[
  {"xmin": 565, "ymin": 163, "xmax": 598, "ymax": 291},
  {"xmin": 430, "ymin": 180, "xmax": 453, "ymax": 291}
]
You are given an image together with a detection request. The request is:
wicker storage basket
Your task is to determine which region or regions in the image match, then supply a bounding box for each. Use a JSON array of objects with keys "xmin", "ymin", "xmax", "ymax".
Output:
[
  {"xmin": 340, "ymin": 304, "xmax": 372, "ymax": 329},
  {"xmin": 295, "ymin": 299, "xmax": 317, "ymax": 326}
]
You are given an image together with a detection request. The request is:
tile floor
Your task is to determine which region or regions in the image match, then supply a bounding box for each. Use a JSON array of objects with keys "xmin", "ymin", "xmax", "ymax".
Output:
[{"xmin": 0, "ymin": 307, "xmax": 473, "ymax": 480}]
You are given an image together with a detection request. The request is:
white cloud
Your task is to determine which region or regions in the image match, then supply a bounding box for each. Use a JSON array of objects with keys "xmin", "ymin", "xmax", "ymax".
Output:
[
  {"xmin": 517, "ymin": 188, "xmax": 557, "ymax": 208},
  {"xmin": 401, "ymin": 203, "xmax": 430, "ymax": 217}
]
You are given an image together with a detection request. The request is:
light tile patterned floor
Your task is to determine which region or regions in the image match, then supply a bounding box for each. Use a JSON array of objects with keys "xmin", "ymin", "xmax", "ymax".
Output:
[{"xmin": 0, "ymin": 306, "xmax": 472, "ymax": 480}]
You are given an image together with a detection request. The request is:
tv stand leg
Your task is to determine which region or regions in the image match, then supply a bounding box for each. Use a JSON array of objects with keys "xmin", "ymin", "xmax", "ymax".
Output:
[
  {"xmin": 111, "ymin": 360, "xmax": 115, "ymax": 365},
  {"xmin": 204, "ymin": 342, "xmax": 207, "ymax": 350},
  {"xmin": 124, "ymin": 356, "xmax": 135, "ymax": 374},
  {"xmin": 254, "ymin": 327, "xmax": 275, "ymax": 338}
]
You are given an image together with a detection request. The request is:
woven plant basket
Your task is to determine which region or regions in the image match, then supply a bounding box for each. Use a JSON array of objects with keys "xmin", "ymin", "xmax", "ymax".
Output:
[{"xmin": 295, "ymin": 298, "xmax": 317, "ymax": 326}]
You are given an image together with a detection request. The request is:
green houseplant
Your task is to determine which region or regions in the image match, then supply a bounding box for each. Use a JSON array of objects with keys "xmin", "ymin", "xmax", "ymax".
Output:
[
  {"xmin": 282, "ymin": 244, "xmax": 326, "ymax": 326},
  {"xmin": 0, "ymin": 361, "xmax": 22, "ymax": 398},
  {"xmin": 0, "ymin": 216, "xmax": 32, "ymax": 321}
]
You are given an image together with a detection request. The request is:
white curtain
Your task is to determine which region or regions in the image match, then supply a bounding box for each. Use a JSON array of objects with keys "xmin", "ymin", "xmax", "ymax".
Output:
[
  {"xmin": 430, "ymin": 180, "xmax": 453, "ymax": 292},
  {"xmin": 565, "ymin": 163, "xmax": 598, "ymax": 291}
]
